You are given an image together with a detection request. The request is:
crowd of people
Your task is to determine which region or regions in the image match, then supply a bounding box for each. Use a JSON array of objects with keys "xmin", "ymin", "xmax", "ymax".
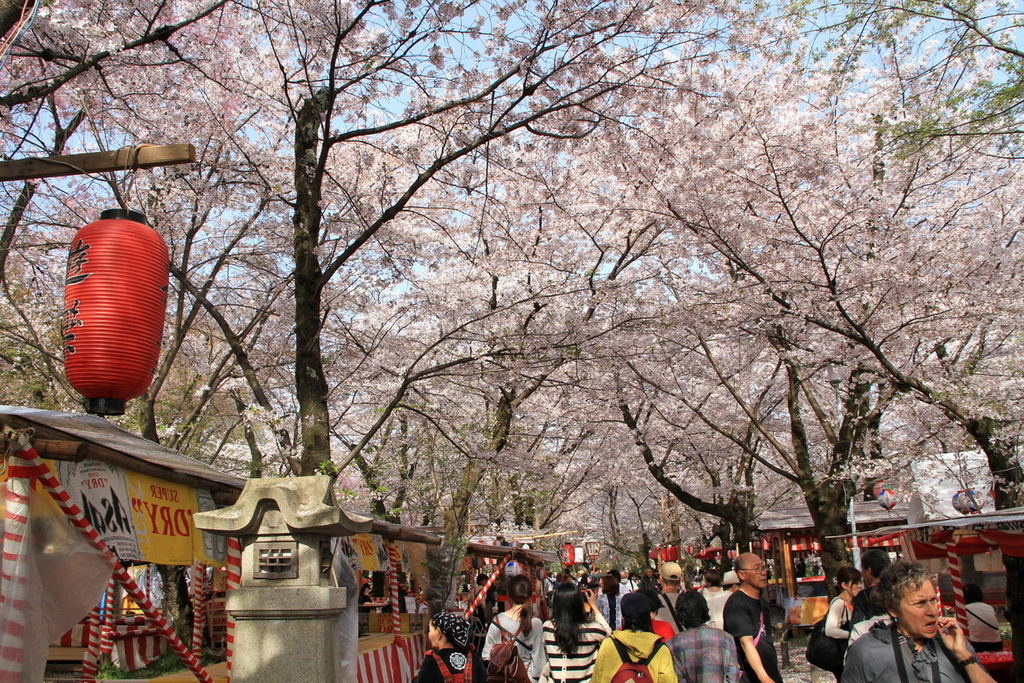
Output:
[{"xmin": 414, "ymin": 549, "xmax": 1004, "ymax": 683}]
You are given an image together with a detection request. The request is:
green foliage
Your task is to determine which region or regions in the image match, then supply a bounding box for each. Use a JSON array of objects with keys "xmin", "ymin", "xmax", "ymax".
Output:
[
  {"xmin": 796, "ymin": 0, "xmax": 1024, "ymax": 151},
  {"xmin": 316, "ymin": 459, "xmax": 341, "ymax": 477},
  {"xmin": 93, "ymin": 649, "xmax": 223, "ymax": 679}
]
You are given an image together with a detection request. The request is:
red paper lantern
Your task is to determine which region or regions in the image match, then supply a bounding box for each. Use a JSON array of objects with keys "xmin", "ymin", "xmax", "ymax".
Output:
[
  {"xmin": 664, "ymin": 545, "xmax": 679, "ymax": 561},
  {"xmin": 685, "ymin": 545, "xmax": 695, "ymax": 556},
  {"xmin": 561, "ymin": 543, "xmax": 576, "ymax": 566},
  {"xmin": 727, "ymin": 549, "xmax": 737, "ymax": 560},
  {"xmin": 63, "ymin": 210, "xmax": 168, "ymax": 415}
]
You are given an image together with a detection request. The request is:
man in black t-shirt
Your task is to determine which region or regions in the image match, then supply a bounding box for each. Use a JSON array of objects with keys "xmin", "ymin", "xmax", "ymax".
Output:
[
  {"xmin": 723, "ymin": 552, "xmax": 783, "ymax": 683},
  {"xmin": 850, "ymin": 548, "xmax": 891, "ymax": 627}
]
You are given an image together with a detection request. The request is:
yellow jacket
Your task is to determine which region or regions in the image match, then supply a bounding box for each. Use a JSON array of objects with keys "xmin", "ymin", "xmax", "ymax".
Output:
[{"xmin": 590, "ymin": 629, "xmax": 678, "ymax": 683}]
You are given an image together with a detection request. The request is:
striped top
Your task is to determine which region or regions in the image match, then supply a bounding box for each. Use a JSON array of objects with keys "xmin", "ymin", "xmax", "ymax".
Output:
[{"xmin": 540, "ymin": 614, "xmax": 611, "ymax": 683}]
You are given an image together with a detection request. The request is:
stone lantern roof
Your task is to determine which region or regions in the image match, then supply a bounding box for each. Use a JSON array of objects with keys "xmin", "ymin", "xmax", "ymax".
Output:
[{"xmin": 194, "ymin": 476, "xmax": 373, "ymax": 537}]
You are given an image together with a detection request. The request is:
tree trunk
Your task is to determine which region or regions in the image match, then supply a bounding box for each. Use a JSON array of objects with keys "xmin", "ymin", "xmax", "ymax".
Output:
[
  {"xmin": 803, "ymin": 482, "xmax": 853, "ymax": 596},
  {"xmin": 138, "ymin": 395, "xmax": 159, "ymax": 443},
  {"xmin": 292, "ymin": 90, "xmax": 332, "ymax": 475},
  {"xmin": 157, "ymin": 565, "xmax": 193, "ymax": 645}
]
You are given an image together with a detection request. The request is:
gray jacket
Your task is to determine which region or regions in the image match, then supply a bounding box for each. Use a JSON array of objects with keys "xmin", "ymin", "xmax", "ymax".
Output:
[{"xmin": 842, "ymin": 621, "xmax": 970, "ymax": 682}]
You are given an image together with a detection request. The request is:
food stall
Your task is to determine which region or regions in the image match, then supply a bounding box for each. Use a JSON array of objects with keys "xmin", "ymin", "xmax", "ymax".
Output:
[
  {"xmin": 0, "ymin": 405, "xmax": 245, "ymax": 682},
  {"xmin": 462, "ymin": 541, "xmax": 560, "ymax": 624},
  {"xmin": 758, "ymin": 498, "xmax": 908, "ymax": 625},
  {"xmin": 337, "ymin": 520, "xmax": 442, "ymax": 683}
]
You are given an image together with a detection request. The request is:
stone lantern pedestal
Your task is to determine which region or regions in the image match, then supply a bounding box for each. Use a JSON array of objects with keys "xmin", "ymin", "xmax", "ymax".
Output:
[{"xmin": 194, "ymin": 476, "xmax": 372, "ymax": 683}]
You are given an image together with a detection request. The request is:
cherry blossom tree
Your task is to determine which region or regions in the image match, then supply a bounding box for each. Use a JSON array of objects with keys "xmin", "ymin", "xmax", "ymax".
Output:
[
  {"xmin": 808, "ymin": 0, "xmax": 1024, "ymax": 146},
  {"xmin": 585, "ymin": 43, "xmax": 1024, "ymax": 625}
]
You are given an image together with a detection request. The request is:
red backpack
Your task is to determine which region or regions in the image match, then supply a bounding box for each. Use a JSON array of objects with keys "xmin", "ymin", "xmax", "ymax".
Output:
[{"xmin": 609, "ymin": 637, "xmax": 665, "ymax": 683}]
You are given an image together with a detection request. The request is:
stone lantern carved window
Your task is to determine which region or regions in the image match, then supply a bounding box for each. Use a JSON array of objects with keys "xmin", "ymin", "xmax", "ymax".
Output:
[
  {"xmin": 320, "ymin": 540, "xmax": 334, "ymax": 577},
  {"xmin": 254, "ymin": 541, "xmax": 299, "ymax": 579}
]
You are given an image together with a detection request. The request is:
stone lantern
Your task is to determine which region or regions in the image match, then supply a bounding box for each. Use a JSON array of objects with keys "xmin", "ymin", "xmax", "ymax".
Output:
[{"xmin": 194, "ymin": 476, "xmax": 372, "ymax": 683}]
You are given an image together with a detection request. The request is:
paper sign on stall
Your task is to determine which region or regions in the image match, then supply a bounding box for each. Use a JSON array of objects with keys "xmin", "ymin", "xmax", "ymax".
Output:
[
  {"xmin": 195, "ymin": 489, "xmax": 228, "ymax": 566},
  {"xmin": 57, "ymin": 460, "xmax": 142, "ymax": 562},
  {"xmin": 351, "ymin": 533, "xmax": 381, "ymax": 571}
]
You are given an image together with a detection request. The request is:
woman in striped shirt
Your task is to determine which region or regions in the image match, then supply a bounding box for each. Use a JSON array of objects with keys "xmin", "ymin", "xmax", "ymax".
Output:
[{"xmin": 539, "ymin": 582, "xmax": 611, "ymax": 683}]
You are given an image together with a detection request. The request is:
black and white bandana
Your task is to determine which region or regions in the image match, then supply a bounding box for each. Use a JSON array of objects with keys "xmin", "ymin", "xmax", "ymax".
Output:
[{"xmin": 432, "ymin": 611, "xmax": 471, "ymax": 650}]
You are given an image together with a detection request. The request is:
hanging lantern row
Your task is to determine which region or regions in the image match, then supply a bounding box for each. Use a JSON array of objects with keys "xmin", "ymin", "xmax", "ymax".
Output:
[
  {"xmin": 63, "ymin": 209, "xmax": 169, "ymax": 415},
  {"xmin": 952, "ymin": 489, "xmax": 984, "ymax": 515},
  {"xmin": 652, "ymin": 542, "xmax": 771, "ymax": 563}
]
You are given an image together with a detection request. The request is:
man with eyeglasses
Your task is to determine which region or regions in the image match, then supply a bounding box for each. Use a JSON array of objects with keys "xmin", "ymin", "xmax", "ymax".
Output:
[{"xmin": 723, "ymin": 553, "xmax": 783, "ymax": 683}]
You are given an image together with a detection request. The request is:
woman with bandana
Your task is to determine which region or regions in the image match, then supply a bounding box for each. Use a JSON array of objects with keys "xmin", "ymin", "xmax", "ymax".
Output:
[{"xmin": 415, "ymin": 611, "xmax": 488, "ymax": 683}]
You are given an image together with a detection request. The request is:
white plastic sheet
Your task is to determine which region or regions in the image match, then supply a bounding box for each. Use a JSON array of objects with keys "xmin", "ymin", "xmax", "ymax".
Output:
[
  {"xmin": 0, "ymin": 480, "xmax": 113, "ymax": 681},
  {"xmin": 333, "ymin": 537, "xmax": 361, "ymax": 679}
]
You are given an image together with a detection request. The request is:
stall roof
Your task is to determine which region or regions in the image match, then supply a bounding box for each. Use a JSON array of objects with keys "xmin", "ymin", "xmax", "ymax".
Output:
[
  {"xmin": 372, "ymin": 520, "xmax": 443, "ymax": 545},
  {"xmin": 835, "ymin": 506, "xmax": 1024, "ymax": 537},
  {"xmin": 0, "ymin": 405, "xmax": 245, "ymax": 500},
  {"xmin": 465, "ymin": 542, "xmax": 561, "ymax": 565},
  {"xmin": 830, "ymin": 507, "xmax": 1024, "ymax": 559},
  {"xmin": 758, "ymin": 499, "xmax": 910, "ymax": 532}
]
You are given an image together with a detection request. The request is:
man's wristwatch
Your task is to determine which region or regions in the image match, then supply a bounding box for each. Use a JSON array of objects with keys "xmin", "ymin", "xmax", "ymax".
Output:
[{"xmin": 956, "ymin": 653, "xmax": 980, "ymax": 668}]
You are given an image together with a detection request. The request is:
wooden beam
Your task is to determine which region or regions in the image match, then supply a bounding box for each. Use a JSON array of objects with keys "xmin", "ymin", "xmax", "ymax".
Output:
[
  {"xmin": 32, "ymin": 438, "xmax": 88, "ymax": 462},
  {"xmin": 0, "ymin": 415, "xmax": 241, "ymax": 502},
  {"xmin": 0, "ymin": 143, "xmax": 196, "ymax": 182}
]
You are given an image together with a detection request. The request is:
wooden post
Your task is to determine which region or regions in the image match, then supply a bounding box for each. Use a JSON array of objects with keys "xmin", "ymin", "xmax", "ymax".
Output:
[
  {"xmin": 0, "ymin": 144, "xmax": 195, "ymax": 182},
  {"xmin": 781, "ymin": 535, "xmax": 797, "ymax": 601}
]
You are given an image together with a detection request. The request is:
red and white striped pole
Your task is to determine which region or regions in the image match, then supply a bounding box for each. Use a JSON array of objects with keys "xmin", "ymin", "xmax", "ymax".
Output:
[
  {"xmin": 945, "ymin": 540, "xmax": 968, "ymax": 630},
  {"xmin": 464, "ymin": 555, "xmax": 510, "ymax": 619},
  {"xmin": 11, "ymin": 442, "xmax": 214, "ymax": 683},
  {"xmin": 387, "ymin": 541, "xmax": 406, "ymax": 682},
  {"xmin": 0, "ymin": 455, "xmax": 32, "ymax": 681},
  {"xmin": 225, "ymin": 536, "xmax": 242, "ymax": 681},
  {"xmin": 80, "ymin": 600, "xmax": 104, "ymax": 683},
  {"xmin": 99, "ymin": 576, "xmax": 118, "ymax": 659},
  {"xmin": 388, "ymin": 541, "xmax": 403, "ymax": 636},
  {"xmin": 191, "ymin": 563, "xmax": 209, "ymax": 660}
]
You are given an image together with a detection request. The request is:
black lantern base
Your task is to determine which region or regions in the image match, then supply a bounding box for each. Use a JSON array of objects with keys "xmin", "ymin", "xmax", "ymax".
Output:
[
  {"xmin": 100, "ymin": 208, "xmax": 148, "ymax": 224},
  {"xmin": 86, "ymin": 397, "xmax": 126, "ymax": 415}
]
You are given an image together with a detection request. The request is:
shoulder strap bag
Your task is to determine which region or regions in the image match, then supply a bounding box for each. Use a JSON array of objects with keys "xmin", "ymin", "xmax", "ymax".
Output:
[
  {"xmin": 965, "ymin": 606, "xmax": 1000, "ymax": 631},
  {"xmin": 890, "ymin": 622, "xmax": 968, "ymax": 683},
  {"xmin": 493, "ymin": 618, "xmax": 533, "ymax": 652},
  {"xmin": 660, "ymin": 593, "xmax": 684, "ymax": 632}
]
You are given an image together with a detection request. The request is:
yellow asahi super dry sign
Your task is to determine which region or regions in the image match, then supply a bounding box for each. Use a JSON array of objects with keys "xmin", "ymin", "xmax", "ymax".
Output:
[
  {"xmin": 126, "ymin": 471, "xmax": 199, "ymax": 566},
  {"xmin": 33, "ymin": 459, "xmax": 229, "ymax": 566}
]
